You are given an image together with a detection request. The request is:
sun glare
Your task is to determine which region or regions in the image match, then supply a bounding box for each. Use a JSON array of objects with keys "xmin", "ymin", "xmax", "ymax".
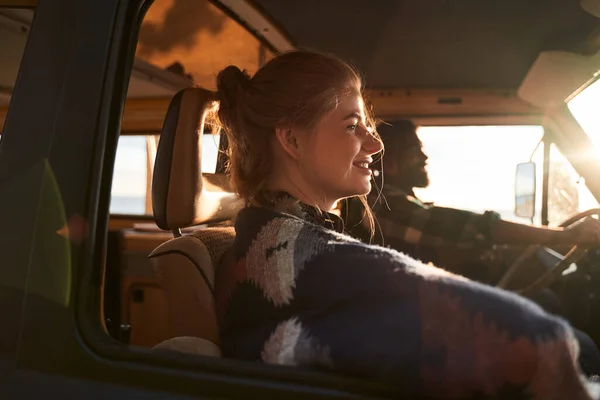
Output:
[
  {"xmin": 568, "ymin": 77, "xmax": 600, "ymax": 150},
  {"xmin": 414, "ymin": 126, "xmax": 544, "ymax": 224}
]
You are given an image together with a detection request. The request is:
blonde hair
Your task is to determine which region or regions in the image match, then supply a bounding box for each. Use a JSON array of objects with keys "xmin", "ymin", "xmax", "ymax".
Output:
[{"xmin": 213, "ymin": 50, "xmax": 379, "ymax": 236}]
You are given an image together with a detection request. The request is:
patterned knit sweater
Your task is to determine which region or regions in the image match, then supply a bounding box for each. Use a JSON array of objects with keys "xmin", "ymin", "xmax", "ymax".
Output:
[{"xmin": 215, "ymin": 198, "xmax": 599, "ymax": 399}]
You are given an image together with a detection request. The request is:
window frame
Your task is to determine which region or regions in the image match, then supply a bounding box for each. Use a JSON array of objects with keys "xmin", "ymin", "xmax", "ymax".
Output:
[{"xmin": 0, "ymin": 0, "xmax": 37, "ymax": 6}]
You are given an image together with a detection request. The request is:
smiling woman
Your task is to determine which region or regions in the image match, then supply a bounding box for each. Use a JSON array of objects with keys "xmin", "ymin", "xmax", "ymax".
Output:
[
  {"xmin": 213, "ymin": 51, "xmax": 381, "ymax": 211},
  {"xmin": 209, "ymin": 49, "xmax": 600, "ymax": 399}
]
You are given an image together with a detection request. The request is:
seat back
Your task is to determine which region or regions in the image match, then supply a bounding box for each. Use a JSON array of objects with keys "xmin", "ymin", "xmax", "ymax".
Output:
[
  {"xmin": 148, "ymin": 87, "xmax": 241, "ymax": 356},
  {"xmin": 149, "ymin": 227, "xmax": 235, "ymax": 356}
]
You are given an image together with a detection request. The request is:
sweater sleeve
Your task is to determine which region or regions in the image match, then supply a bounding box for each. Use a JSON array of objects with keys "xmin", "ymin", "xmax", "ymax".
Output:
[
  {"xmin": 226, "ymin": 208, "xmax": 597, "ymax": 399},
  {"xmin": 280, "ymin": 243, "xmax": 597, "ymax": 399}
]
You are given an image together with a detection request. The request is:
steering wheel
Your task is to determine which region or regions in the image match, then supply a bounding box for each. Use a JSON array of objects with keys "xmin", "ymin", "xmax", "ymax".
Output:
[{"xmin": 496, "ymin": 209, "xmax": 600, "ymax": 296}]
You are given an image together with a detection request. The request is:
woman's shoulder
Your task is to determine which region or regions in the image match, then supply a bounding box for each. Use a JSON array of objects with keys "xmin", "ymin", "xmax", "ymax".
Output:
[
  {"xmin": 233, "ymin": 205, "xmax": 408, "ymax": 263},
  {"xmin": 234, "ymin": 205, "xmax": 355, "ymax": 245}
]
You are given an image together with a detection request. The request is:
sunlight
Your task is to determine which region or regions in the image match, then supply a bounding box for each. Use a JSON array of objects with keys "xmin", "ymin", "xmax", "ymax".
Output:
[
  {"xmin": 568, "ymin": 77, "xmax": 600, "ymax": 149},
  {"xmin": 109, "ymin": 133, "xmax": 222, "ymax": 215},
  {"xmin": 414, "ymin": 126, "xmax": 544, "ymax": 224},
  {"xmin": 414, "ymin": 123, "xmax": 600, "ymax": 226},
  {"xmin": 566, "ymin": 77, "xmax": 600, "ymax": 213}
]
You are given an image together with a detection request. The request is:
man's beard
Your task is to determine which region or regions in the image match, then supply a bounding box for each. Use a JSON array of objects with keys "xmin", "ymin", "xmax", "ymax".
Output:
[
  {"xmin": 413, "ymin": 170, "xmax": 430, "ymax": 188},
  {"xmin": 401, "ymin": 164, "xmax": 429, "ymax": 189},
  {"xmin": 385, "ymin": 168, "xmax": 429, "ymax": 190}
]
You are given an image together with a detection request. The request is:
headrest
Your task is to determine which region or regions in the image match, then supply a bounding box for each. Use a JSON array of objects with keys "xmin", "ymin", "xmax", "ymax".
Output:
[{"xmin": 152, "ymin": 88, "xmax": 242, "ymax": 231}]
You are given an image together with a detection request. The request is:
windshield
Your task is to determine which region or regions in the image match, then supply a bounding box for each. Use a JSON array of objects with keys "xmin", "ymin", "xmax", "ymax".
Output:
[
  {"xmin": 415, "ymin": 124, "xmax": 599, "ymax": 227},
  {"xmin": 568, "ymin": 77, "xmax": 600, "ymax": 148},
  {"xmin": 415, "ymin": 125, "xmax": 544, "ymax": 224}
]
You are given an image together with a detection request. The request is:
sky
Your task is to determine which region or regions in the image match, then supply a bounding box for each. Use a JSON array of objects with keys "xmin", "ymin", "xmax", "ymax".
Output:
[
  {"xmin": 111, "ymin": 134, "xmax": 220, "ymax": 197},
  {"xmin": 413, "ymin": 125, "xmax": 544, "ymax": 223}
]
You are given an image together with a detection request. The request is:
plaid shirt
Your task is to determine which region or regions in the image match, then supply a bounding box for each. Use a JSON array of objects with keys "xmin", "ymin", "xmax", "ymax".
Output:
[{"xmin": 371, "ymin": 186, "xmax": 501, "ymax": 264}]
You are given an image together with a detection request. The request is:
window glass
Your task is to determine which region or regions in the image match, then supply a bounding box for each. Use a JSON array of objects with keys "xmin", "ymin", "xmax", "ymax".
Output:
[
  {"xmin": 414, "ymin": 125, "xmax": 545, "ymax": 224},
  {"xmin": 414, "ymin": 125, "xmax": 599, "ymax": 226},
  {"xmin": 568, "ymin": 78, "xmax": 600, "ymax": 150},
  {"xmin": 547, "ymin": 143, "xmax": 599, "ymax": 226},
  {"xmin": 0, "ymin": 7, "xmax": 35, "ymax": 139},
  {"xmin": 135, "ymin": 0, "xmax": 273, "ymax": 89},
  {"xmin": 560, "ymin": 77, "xmax": 600, "ymax": 225},
  {"xmin": 202, "ymin": 133, "xmax": 221, "ymax": 173},
  {"xmin": 110, "ymin": 136, "xmax": 149, "ymax": 215},
  {"xmin": 109, "ymin": 0, "xmax": 259, "ymax": 215},
  {"xmin": 109, "ymin": 133, "xmax": 221, "ymax": 215}
]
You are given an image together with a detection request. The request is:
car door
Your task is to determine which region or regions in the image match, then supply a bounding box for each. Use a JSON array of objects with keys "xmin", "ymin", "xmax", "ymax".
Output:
[{"xmin": 0, "ymin": 0, "xmax": 183, "ymax": 397}]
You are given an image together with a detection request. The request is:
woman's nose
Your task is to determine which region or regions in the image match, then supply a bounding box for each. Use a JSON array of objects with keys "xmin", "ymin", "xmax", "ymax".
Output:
[{"xmin": 362, "ymin": 132, "xmax": 384, "ymax": 155}]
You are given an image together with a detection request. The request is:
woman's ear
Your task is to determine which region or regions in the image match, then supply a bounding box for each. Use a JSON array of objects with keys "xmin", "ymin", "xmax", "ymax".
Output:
[{"xmin": 275, "ymin": 127, "xmax": 301, "ymax": 161}]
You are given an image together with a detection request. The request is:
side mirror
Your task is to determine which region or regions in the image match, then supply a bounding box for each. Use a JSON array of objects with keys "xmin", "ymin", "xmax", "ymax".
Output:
[{"xmin": 515, "ymin": 162, "xmax": 536, "ymax": 219}]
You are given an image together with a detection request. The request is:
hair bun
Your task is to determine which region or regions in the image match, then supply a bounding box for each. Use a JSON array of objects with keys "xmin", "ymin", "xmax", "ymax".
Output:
[{"xmin": 216, "ymin": 66, "xmax": 252, "ymax": 109}]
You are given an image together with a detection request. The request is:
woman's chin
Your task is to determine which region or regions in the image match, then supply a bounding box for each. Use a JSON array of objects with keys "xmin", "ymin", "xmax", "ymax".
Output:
[
  {"xmin": 350, "ymin": 180, "xmax": 372, "ymax": 197},
  {"xmin": 329, "ymin": 178, "xmax": 373, "ymax": 200}
]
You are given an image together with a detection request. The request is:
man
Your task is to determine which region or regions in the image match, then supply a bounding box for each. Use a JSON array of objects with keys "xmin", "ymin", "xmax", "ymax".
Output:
[
  {"xmin": 360, "ymin": 119, "xmax": 600, "ymax": 376},
  {"xmin": 365, "ymin": 120, "xmax": 504, "ymax": 280},
  {"xmin": 364, "ymin": 120, "xmax": 600, "ymax": 277}
]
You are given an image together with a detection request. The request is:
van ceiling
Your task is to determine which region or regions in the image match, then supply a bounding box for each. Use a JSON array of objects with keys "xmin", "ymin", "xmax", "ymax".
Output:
[
  {"xmin": 1, "ymin": 0, "xmax": 598, "ymax": 107},
  {"xmin": 0, "ymin": 7, "xmax": 191, "ymax": 107},
  {"xmin": 252, "ymin": 0, "xmax": 599, "ymax": 90}
]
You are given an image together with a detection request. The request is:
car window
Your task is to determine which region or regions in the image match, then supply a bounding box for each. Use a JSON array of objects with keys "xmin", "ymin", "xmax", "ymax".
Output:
[
  {"xmin": 109, "ymin": 0, "xmax": 272, "ymax": 216},
  {"xmin": 415, "ymin": 125, "xmax": 545, "ymax": 224},
  {"xmin": 135, "ymin": 0, "xmax": 273, "ymax": 89},
  {"xmin": 557, "ymin": 77, "xmax": 600, "ymax": 225},
  {"xmin": 110, "ymin": 133, "xmax": 221, "ymax": 215},
  {"xmin": 2, "ymin": 130, "xmax": 222, "ymax": 216},
  {"xmin": 547, "ymin": 143, "xmax": 599, "ymax": 226},
  {"xmin": 0, "ymin": 7, "xmax": 35, "ymax": 140},
  {"xmin": 567, "ymin": 77, "xmax": 600, "ymax": 149},
  {"xmin": 415, "ymin": 125, "xmax": 600, "ymax": 227}
]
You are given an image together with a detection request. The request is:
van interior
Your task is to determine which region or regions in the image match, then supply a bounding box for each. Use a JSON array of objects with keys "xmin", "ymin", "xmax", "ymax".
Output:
[{"xmin": 2, "ymin": 0, "xmax": 600, "ymax": 362}]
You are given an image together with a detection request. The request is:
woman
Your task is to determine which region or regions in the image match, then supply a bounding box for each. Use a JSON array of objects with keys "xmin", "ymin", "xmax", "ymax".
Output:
[{"xmin": 212, "ymin": 50, "xmax": 599, "ymax": 399}]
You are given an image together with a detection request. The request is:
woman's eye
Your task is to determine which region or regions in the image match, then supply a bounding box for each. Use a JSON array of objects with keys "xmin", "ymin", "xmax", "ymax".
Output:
[{"xmin": 346, "ymin": 124, "xmax": 358, "ymax": 132}]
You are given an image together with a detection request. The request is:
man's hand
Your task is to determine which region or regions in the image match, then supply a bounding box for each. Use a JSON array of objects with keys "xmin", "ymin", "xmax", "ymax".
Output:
[{"xmin": 564, "ymin": 217, "xmax": 600, "ymax": 245}]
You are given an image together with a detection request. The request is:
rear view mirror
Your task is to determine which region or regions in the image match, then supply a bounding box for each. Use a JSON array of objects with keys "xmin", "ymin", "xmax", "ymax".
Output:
[{"xmin": 515, "ymin": 162, "xmax": 536, "ymax": 219}]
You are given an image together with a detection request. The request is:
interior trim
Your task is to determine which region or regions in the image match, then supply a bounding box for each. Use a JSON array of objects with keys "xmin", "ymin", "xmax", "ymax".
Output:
[
  {"xmin": 213, "ymin": 0, "xmax": 294, "ymax": 53},
  {"xmin": 0, "ymin": 0, "xmax": 37, "ymax": 6},
  {"xmin": 151, "ymin": 90, "xmax": 183, "ymax": 229},
  {"xmin": 36, "ymin": 89, "xmax": 544, "ymax": 135}
]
